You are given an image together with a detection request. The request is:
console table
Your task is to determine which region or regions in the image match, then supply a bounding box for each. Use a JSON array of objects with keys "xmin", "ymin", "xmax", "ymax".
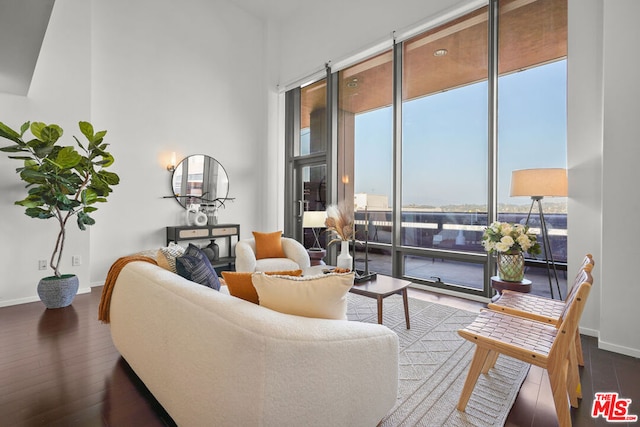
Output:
[{"xmin": 166, "ymin": 224, "xmax": 240, "ymax": 270}]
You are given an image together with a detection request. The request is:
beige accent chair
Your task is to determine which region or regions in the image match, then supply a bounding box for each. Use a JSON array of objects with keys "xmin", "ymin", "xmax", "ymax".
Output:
[{"xmin": 235, "ymin": 237, "xmax": 311, "ymax": 272}]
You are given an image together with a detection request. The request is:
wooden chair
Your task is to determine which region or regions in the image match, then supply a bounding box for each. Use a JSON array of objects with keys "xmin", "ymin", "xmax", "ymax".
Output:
[
  {"xmin": 456, "ymin": 274, "xmax": 592, "ymax": 427},
  {"xmin": 488, "ymin": 254, "xmax": 594, "ymax": 366}
]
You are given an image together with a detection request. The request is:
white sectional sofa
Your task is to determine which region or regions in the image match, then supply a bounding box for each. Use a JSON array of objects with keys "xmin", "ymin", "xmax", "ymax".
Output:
[{"xmin": 109, "ymin": 261, "xmax": 399, "ymax": 427}]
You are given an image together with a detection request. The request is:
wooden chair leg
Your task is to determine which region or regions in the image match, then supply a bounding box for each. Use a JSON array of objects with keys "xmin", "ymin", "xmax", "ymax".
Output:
[
  {"xmin": 548, "ymin": 361, "xmax": 572, "ymax": 427},
  {"xmin": 567, "ymin": 342, "xmax": 582, "ymax": 406},
  {"xmin": 575, "ymin": 329, "xmax": 584, "ymax": 366},
  {"xmin": 482, "ymin": 350, "xmax": 499, "ymax": 374},
  {"xmin": 457, "ymin": 346, "xmax": 491, "ymax": 411}
]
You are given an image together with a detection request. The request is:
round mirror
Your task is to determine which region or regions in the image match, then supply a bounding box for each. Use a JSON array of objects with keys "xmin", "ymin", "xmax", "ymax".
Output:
[{"xmin": 171, "ymin": 155, "xmax": 229, "ymax": 208}]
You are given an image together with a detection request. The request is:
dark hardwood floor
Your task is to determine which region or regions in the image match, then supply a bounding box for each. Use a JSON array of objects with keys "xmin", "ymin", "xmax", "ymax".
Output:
[{"xmin": 0, "ymin": 286, "xmax": 638, "ymax": 426}]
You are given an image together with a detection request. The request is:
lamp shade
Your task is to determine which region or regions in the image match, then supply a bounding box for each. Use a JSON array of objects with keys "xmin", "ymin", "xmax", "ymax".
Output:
[
  {"xmin": 303, "ymin": 211, "xmax": 327, "ymax": 228},
  {"xmin": 510, "ymin": 168, "xmax": 568, "ymax": 197}
]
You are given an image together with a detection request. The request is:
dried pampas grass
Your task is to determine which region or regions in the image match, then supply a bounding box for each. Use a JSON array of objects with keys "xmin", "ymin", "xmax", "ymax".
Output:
[{"xmin": 325, "ymin": 201, "xmax": 354, "ymax": 245}]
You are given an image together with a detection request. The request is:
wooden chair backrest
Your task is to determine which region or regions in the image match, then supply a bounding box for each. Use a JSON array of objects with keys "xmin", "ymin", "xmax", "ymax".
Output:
[
  {"xmin": 550, "ymin": 278, "xmax": 592, "ymax": 359},
  {"xmin": 554, "ymin": 254, "xmax": 595, "ymax": 327}
]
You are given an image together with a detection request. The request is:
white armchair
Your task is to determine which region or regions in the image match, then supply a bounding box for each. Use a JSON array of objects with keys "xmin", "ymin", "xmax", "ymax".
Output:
[{"xmin": 235, "ymin": 237, "xmax": 311, "ymax": 272}]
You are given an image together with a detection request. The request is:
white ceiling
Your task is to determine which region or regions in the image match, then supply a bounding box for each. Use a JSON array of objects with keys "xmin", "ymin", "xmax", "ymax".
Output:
[
  {"xmin": 0, "ymin": 0, "xmax": 55, "ymax": 96},
  {"xmin": 0, "ymin": 0, "xmax": 306, "ymax": 96}
]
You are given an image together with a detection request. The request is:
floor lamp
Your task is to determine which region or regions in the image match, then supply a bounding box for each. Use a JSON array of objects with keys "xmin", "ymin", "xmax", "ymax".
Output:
[
  {"xmin": 302, "ymin": 211, "xmax": 327, "ymax": 249},
  {"xmin": 510, "ymin": 168, "xmax": 568, "ymax": 300}
]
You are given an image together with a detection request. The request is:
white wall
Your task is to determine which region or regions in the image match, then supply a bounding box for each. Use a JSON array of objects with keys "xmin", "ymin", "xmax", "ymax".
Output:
[
  {"xmin": 599, "ymin": 0, "xmax": 640, "ymax": 356},
  {"xmin": 0, "ymin": 0, "xmax": 269, "ymax": 304},
  {"xmin": 89, "ymin": 0, "xmax": 268, "ymax": 284},
  {"xmin": 566, "ymin": 0, "xmax": 603, "ymax": 341},
  {"xmin": 0, "ymin": 0, "xmax": 92, "ymax": 305}
]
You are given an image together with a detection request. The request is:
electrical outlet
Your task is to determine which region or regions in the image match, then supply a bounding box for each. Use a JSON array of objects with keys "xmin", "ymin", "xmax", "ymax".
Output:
[
  {"xmin": 72, "ymin": 255, "xmax": 82, "ymax": 266},
  {"xmin": 38, "ymin": 260, "xmax": 48, "ymax": 270}
]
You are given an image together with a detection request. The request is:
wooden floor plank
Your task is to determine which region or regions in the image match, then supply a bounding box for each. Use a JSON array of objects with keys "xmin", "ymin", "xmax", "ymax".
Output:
[{"xmin": 0, "ymin": 286, "xmax": 637, "ymax": 426}]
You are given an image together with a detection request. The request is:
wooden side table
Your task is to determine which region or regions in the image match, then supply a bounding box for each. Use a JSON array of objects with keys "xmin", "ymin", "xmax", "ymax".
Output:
[
  {"xmin": 307, "ymin": 248, "xmax": 326, "ymax": 266},
  {"xmin": 490, "ymin": 276, "xmax": 532, "ymax": 302},
  {"xmin": 349, "ymin": 275, "xmax": 411, "ymax": 329}
]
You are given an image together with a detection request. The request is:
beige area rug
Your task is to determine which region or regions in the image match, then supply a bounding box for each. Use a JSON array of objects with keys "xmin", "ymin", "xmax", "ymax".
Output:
[{"xmin": 346, "ymin": 293, "xmax": 530, "ymax": 427}]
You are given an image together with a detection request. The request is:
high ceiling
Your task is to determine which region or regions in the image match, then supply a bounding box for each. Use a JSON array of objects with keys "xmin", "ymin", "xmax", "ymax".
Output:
[{"xmin": 0, "ymin": 0, "xmax": 55, "ymax": 95}]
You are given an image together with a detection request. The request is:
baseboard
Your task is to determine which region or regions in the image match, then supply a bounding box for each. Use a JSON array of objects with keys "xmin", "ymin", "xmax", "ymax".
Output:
[
  {"xmin": 598, "ymin": 339, "xmax": 640, "ymax": 359},
  {"xmin": 0, "ymin": 286, "xmax": 91, "ymax": 308},
  {"xmin": 579, "ymin": 326, "xmax": 599, "ymax": 338}
]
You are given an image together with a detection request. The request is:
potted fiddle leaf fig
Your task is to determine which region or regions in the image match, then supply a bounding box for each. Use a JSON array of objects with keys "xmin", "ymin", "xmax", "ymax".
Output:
[{"xmin": 0, "ymin": 121, "xmax": 120, "ymax": 309}]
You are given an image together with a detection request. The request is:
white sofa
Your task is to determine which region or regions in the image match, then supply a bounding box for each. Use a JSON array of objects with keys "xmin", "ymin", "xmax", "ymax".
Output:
[
  {"xmin": 109, "ymin": 261, "xmax": 399, "ymax": 427},
  {"xmin": 235, "ymin": 237, "xmax": 311, "ymax": 272}
]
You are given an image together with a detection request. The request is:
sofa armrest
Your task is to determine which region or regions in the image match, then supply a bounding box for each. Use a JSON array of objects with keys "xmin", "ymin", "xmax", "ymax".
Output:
[
  {"xmin": 281, "ymin": 237, "xmax": 311, "ymax": 269},
  {"xmin": 235, "ymin": 240, "xmax": 257, "ymax": 272}
]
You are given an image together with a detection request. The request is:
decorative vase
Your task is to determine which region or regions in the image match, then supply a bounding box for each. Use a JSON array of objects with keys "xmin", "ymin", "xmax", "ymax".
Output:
[
  {"xmin": 37, "ymin": 274, "xmax": 79, "ymax": 309},
  {"xmin": 497, "ymin": 252, "xmax": 525, "ymax": 282},
  {"xmin": 203, "ymin": 239, "xmax": 220, "ymax": 262},
  {"xmin": 337, "ymin": 240, "xmax": 353, "ymax": 271}
]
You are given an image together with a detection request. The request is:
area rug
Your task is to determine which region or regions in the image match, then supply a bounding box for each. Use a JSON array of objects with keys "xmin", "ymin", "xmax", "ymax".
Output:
[{"xmin": 346, "ymin": 293, "xmax": 530, "ymax": 427}]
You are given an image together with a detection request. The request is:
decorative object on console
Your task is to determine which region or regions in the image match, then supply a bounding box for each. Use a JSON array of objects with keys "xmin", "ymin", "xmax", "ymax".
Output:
[
  {"xmin": 0, "ymin": 121, "xmax": 120, "ymax": 309},
  {"xmin": 185, "ymin": 204, "xmax": 208, "ymax": 226},
  {"xmin": 482, "ymin": 221, "xmax": 540, "ymax": 282},
  {"xmin": 510, "ymin": 168, "xmax": 568, "ymax": 299},
  {"xmin": 202, "ymin": 240, "xmax": 219, "ymax": 262},
  {"xmin": 325, "ymin": 201, "xmax": 355, "ymax": 271}
]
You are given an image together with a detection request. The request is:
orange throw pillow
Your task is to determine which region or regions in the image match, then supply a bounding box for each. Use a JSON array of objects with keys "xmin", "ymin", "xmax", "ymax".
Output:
[
  {"xmin": 253, "ymin": 231, "xmax": 286, "ymax": 259},
  {"xmin": 221, "ymin": 270, "xmax": 302, "ymax": 304}
]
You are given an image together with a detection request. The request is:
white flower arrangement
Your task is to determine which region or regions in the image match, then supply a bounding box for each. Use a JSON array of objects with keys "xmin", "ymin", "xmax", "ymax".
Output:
[{"xmin": 481, "ymin": 221, "xmax": 541, "ymax": 255}]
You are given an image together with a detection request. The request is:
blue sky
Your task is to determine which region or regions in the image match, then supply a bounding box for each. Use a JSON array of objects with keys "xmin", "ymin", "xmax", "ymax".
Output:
[{"xmin": 355, "ymin": 60, "xmax": 567, "ymax": 207}]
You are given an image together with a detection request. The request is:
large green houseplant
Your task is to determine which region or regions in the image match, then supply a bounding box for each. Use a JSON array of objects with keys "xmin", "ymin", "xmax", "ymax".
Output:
[{"xmin": 0, "ymin": 121, "xmax": 120, "ymax": 308}]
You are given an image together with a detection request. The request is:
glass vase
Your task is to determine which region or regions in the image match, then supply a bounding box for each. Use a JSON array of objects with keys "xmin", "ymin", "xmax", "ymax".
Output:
[{"xmin": 497, "ymin": 251, "xmax": 525, "ymax": 282}]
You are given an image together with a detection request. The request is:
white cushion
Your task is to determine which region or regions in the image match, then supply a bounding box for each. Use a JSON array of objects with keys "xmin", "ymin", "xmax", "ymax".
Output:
[{"xmin": 252, "ymin": 272, "xmax": 354, "ymax": 320}]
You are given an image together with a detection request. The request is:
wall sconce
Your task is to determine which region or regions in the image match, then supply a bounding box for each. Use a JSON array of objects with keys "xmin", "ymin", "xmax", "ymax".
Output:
[{"xmin": 167, "ymin": 152, "xmax": 177, "ymax": 172}]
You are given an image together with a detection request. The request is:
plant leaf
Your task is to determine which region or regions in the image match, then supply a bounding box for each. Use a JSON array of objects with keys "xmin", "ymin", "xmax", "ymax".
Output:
[
  {"xmin": 0, "ymin": 122, "xmax": 23, "ymax": 143},
  {"xmin": 79, "ymin": 121, "xmax": 94, "ymax": 142},
  {"xmin": 55, "ymin": 146, "xmax": 82, "ymax": 169}
]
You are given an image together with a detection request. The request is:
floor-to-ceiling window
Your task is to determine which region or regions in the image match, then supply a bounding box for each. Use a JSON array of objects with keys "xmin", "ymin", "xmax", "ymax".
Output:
[
  {"xmin": 284, "ymin": 0, "xmax": 567, "ymax": 298},
  {"xmin": 400, "ymin": 6, "xmax": 489, "ymax": 291},
  {"xmin": 338, "ymin": 51, "xmax": 394, "ymax": 275},
  {"xmin": 497, "ymin": 0, "xmax": 568, "ymax": 299}
]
